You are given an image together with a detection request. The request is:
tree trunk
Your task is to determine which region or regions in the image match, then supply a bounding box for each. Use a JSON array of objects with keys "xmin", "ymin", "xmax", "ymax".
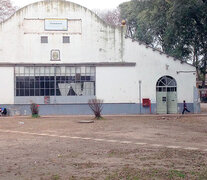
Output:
[{"xmin": 202, "ymin": 57, "xmax": 207, "ymax": 88}]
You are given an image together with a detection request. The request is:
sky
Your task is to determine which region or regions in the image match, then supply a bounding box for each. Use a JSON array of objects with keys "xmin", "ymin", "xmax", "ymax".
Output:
[{"xmin": 12, "ymin": 0, "xmax": 128, "ymax": 10}]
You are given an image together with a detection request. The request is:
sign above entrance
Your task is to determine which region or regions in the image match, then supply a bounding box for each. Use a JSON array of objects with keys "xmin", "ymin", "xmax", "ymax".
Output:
[{"xmin": 45, "ymin": 19, "xmax": 68, "ymax": 31}]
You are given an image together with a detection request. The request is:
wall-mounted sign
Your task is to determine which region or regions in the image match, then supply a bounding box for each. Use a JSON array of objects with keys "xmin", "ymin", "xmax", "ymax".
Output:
[
  {"xmin": 45, "ymin": 19, "xmax": 68, "ymax": 31},
  {"xmin": 51, "ymin": 49, "xmax": 60, "ymax": 61}
]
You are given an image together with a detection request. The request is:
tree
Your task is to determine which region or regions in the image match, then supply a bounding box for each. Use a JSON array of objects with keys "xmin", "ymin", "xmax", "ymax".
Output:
[
  {"xmin": 0, "ymin": 0, "xmax": 16, "ymax": 23},
  {"xmin": 119, "ymin": 0, "xmax": 207, "ymax": 86},
  {"xmin": 93, "ymin": 8, "xmax": 121, "ymax": 26}
]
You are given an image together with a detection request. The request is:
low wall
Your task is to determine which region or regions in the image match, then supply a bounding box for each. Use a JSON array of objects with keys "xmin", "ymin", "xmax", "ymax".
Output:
[{"xmin": 0, "ymin": 103, "xmax": 197, "ymax": 116}]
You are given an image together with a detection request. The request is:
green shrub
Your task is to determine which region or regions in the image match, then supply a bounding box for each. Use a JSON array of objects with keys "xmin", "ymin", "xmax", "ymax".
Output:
[{"xmin": 30, "ymin": 103, "xmax": 40, "ymax": 117}]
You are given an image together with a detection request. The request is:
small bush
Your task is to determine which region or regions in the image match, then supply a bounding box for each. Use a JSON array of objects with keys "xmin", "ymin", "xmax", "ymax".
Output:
[
  {"xmin": 88, "ymin": 99, "xmax": 103, "ymax": 119},
  {"xmin": 30, "ymin": 103, "xmax": 40, "ymax": 118}
]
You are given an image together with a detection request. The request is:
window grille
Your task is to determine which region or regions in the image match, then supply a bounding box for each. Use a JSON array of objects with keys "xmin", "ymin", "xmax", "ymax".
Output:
[{"xmin": 14, "ymin": 66, "xmax": 96, "ymax": 97}]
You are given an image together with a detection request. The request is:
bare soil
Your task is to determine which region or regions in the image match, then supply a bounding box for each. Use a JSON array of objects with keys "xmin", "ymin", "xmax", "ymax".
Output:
[
  {"xmin": 201, "ymin": 103, "xmax": 207, "ymax": 113},
  {"xmin": 0, "ymin": 114, "xmax": 207, "ymax": 180}
]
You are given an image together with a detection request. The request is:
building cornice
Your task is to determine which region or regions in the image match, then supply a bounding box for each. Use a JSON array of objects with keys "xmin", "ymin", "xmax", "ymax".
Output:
[{"xmin": 0, "ymin": 62, "xmax": 136, "ymax": 67}]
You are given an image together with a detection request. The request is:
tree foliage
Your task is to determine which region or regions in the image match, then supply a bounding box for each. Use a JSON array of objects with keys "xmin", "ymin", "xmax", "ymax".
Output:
[
  {"xmin": 0, "ymin": 0, "xmax": 16, "ymax": 23},
  {"xmin": 119, "ymin": 0, "xmax": 207, "ymax": 86}
]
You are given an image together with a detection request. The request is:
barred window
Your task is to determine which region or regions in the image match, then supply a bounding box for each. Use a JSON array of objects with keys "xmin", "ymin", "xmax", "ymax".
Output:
[
  {"xmin": 41, "ymin": 36, "xmax": 48, "ymax": 43},
  {"xmin": 63, "ymin": 36, "xmax": 70, "ymax": 43},
  {"xmin": 15, "ymin": 66, "xmax": 96, "ymax": 96}
]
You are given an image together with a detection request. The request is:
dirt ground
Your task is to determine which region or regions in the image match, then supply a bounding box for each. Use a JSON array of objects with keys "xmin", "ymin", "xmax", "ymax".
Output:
[
  {"xmin": 0, "ymin": 114, "xmax": 207, "ymax": 180},
  {"xmin": 201, "ymin": 103, "xmax": 207, "ymax": 113}
]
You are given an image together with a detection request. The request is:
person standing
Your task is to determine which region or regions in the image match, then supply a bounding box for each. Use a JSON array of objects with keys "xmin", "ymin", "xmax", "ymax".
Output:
[{"xmin": 182, "ymin": 100, "xmax": 190, "ymax": 114}]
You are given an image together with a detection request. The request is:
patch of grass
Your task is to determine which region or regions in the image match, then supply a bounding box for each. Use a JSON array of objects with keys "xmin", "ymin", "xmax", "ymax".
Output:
[
  {"xmin": 51, "ymin": 174, "xmax": 60, "ymax": 180},
  {"xmin": 68, "ymin": 176, "xmax": 77, "ymax": 180},
  {"xmin": 104, "ymin": 167, "xmax": 140, "ymax": 180},
  {"xmin": 169, "ymin": 170, "xmax": 185, "ymax": 179},
  {"xmin": 72, "ymin": 161, "xmax": 96, "ymax": 169},
  {"xmin": 32, "ymin": 114, "xmax": 40, "ymax": 118},
  {"xmin": 198, "ymin": 169, "xmax": 207, "ymax": 180}
]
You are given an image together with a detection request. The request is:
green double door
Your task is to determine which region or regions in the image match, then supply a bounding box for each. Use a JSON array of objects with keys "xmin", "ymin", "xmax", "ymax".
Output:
[{"xmin": 156, "ymin": 92, "xmax": 177, "ymax": 114}]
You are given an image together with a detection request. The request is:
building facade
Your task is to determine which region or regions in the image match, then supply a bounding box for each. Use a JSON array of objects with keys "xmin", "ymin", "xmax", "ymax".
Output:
[{"xmin": 0, "ymin": 0, "xmax": 200, "ymax": 115}]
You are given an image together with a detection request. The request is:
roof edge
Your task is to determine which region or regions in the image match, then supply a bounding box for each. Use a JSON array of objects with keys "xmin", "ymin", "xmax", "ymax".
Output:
[
  {"xmin": 125, "ymin": 35, "xmax": 195, "ymax": 68},
  {"xmin": 0, "ymin": 0, "xmax": 121, "ymax": 30}
]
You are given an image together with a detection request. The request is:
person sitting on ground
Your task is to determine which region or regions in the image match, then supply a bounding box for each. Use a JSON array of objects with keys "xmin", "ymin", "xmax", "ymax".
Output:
[
  {"xmin": 182, "ymin": 100, "xmax": 190, "ymax": 114},
  {"xmin": 0, "ymin": 107, "xmax": 7, "ymax": 116}
]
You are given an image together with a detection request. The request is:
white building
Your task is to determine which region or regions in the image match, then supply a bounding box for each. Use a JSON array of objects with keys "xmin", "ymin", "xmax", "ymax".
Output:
[{"xmin": 0, "ymin": 0, "xmax": 200, "ymax": 115}]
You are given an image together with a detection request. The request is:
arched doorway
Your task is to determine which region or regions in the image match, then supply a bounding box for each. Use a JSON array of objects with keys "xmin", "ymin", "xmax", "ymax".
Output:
[{"xmin": 156, "ymin": 76, "xmax": 177, "ymax": 114}]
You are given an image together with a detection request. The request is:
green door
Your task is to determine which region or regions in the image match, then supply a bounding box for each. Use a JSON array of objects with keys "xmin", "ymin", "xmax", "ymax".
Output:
[
  {"xmin": 156, "ymin": 76, "xmax": 177, "ymax": 114},
  {"xmin": 156, "ymin": 92, "xmax": 167, "ymax": 114},
  {"xmin": 167, "ymin": 92, "xmax": 177, "ymax": 114}
]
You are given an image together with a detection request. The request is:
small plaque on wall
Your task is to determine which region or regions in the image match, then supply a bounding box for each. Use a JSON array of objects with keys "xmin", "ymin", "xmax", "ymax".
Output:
[{"xmin": 51, "ymin": 49, "xmax": 60, "ymax": 61}]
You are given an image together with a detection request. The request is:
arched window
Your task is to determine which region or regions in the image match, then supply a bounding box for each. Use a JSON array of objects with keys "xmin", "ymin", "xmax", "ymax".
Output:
[{"xmin": 156, "ymin": 76, "xmax": 177, "ymax": 92}]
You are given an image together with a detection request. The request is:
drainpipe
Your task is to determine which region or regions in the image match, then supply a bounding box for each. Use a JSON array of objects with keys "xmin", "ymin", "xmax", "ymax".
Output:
[
  {"xmin": 139, "ymin": 80, "xmax": 142, "ymax": 114},
  {"xmin": 54, "ymin": 66, "xmax": 56, "ymax": 104}
]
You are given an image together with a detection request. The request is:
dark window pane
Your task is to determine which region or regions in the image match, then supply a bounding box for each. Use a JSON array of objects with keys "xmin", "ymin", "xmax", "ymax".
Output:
[
  {"xmin": 25, "ymin": 81, "xmax": 30, "ymax": 88},
  {"xmin": 16, "ymin": 89, "xmax": 20, "ymax": 96},
  {"xmin": 40, "ymin": 89, "xmax": 45, "ymax": 96},
  {"xmin": 30, "ymin": 89, "xmax": 34, "ymax": 96},
  {"xmin": 45, "ymin": 82, "xmax": 49, "ymax": 88},
  {"xmin": 25, "ymin": 77, "xmax": 29, "ymax": 81},
  {"xmin": 49, "ymin": 81, "xmax": 55, "ymax": 88},
  {"xmin": 45, "ymin": 89, "xmax": 49, "ymax": 96},
  {"xmin": 56, "ymin": 89, "xmax": 61, "ymax": 96},
  {"xmin": 16, "ymin": 82, "xmax": 21, "ymax": 88},
  {"xmin": 25, "ymin": 89, "xmax": 29, "ymax": 96},
  {"xmin": 86, "ymin": 76, "xmax": 90, "ymax": 81},
  {"xmin": 30, "ymin": 80, "xmax": 35, "ymax": 88},
  {"xmin": 35, "ymin": 82, "xmax": 40, "ymax": 88},
  {"xmin": 61, "ymin": 76, "xmax": 65, "ymax": 81},
  {"xmin": 35, "ymin": 89, "xmax": 40, "ymax": 96},
  {"xmin": 50, "ymin": 89, "xmax": 55, "ymax": 96},
  {"xmin": 19, "ymin": 81, "xmax": 25, "ymax": 88},
  {"xmin": 35, "ymin": 76, "xmax": 40, "ymax": 81},
  {"xmin": 40, "ymin": 81, "xmax": 45, "ymax": 88},
  {"xmin": 81, "ymin": 76, "xmax": 86, "ymax": 81},
  {"xmin": 20, "ymin": 89, "xmax": 24, "ymax": 96},
  {"xmin": 50, "ymin": 76, "xmax": 54, "ymax": 81}
]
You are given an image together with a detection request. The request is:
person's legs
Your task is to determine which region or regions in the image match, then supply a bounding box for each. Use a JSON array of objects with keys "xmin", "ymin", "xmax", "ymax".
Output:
[{"xmin": 186, "ymin": 108, "xmax": 190, "ymax": 113}]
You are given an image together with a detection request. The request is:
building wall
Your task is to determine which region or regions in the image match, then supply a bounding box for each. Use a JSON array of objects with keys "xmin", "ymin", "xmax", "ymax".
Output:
[
  {"xmin": 123, "ymin": 38, "xmax": 196, "ymax": 104},
  {"xmin": 0, "ymin": 0, "xmax": 198, "ymax": 115},
  {"xmin": 0, "ymin": 0, "xmax": 124, "ymax": 64},
  {"xmin": 0, "ymin": 67, "xmax": 14, "ymax": 104},
  {"xmin": 96, "ymin": 66, "xmax": 137, "ymax": 103}
]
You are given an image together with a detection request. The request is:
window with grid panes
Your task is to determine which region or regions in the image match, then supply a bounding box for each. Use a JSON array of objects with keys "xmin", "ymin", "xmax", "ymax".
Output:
[{"xmin": 15, "ymin": 66, "xmax": 95, "ymax": 96}]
